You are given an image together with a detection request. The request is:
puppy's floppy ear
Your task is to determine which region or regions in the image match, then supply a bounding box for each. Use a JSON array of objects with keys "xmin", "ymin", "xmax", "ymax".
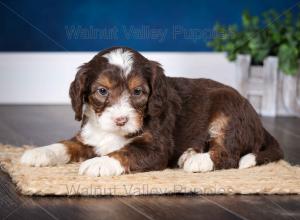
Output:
[
  {"xmin": 147, "ymin": 61, "xmax": 169, "ymax": 117},
  {"xmin": 69, "ymin": 64, "xmax": 89, "ymax": 121}
]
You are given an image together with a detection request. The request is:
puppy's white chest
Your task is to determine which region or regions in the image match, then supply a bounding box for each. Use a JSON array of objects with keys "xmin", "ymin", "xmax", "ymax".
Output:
[{"xmin": 80, "ymin": 122, "xmax": 130, "ymax": 156}]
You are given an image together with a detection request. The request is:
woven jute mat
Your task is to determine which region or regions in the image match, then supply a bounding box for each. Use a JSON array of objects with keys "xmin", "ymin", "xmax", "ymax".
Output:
[{"xmin": 0, "ymin": 144, "xmax": 299, "ymax": 196}]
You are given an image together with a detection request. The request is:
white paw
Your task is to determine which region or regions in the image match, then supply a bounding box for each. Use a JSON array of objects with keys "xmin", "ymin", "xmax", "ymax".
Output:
[
  {"xmin": 20, "ymin": 144, "xmax": 69, "ymax": 167},
  {"xmin": 178, "ymin": 148, "xmax": 197, "ymax": 168},
  {"xmin": 79, "ymin": 156, "xmax": 125, "ymax": 177},
  {"xmin": 183, "ymin": 153, "xmax": 214, "ymax": 173},
  {"xmin": 21, "ymin": 147, "xmax": 57, "ymax": 167},
  {"xmin": 239, "ymin": 153, "xmax": 256, "ymax": 169}
]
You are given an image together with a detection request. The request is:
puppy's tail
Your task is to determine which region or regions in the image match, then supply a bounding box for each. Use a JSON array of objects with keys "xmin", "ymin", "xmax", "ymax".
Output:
[
  {"xmin": 256, "ymin": 128, "xmax": 284, "ymax": 165},
  {"xmin": 239, "ymin": 128, "xmax": 284, "ymax": 169}
]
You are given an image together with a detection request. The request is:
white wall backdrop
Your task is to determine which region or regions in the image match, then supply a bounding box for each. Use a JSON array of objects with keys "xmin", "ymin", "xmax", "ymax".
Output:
[{"xmin": 0, "ymin": 52, "xmax": 236, "ymax": 104}]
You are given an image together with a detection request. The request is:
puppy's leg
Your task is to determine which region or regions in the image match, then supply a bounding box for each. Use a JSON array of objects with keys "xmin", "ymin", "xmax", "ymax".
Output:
[
  {"xmin": 20, "ymin": 138, "xmax": 95, "ymax": 167},
  {"xmin": 209, "ymin": 142, "xmax": 240, "ymax": 170},
  {"xmin": 20, "ymin": 143, "xmax": 69, "ymax": 167},
  {"xmin": 79, "ymin": 132, "xmax": 168, "ymax": 177},
  {"xmin": 180, "ymin": 112, "xmax": 240, "ymax": 172},
  {"xmin": 179, "ymin": 143, "xmax": 239, "ymax": 173}
]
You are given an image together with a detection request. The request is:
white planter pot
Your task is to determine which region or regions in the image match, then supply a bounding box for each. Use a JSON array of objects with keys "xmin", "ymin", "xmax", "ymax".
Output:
[{"xmin": 236, "ymin": 54, "xmax": 300, "ymax": 117}]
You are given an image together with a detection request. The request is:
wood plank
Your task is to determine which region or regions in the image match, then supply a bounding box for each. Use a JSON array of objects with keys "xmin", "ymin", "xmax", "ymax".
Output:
[
  {"xmin": 32, "ymin": 196, "xmax": 150, "ymax": 220},
  {"xmin": 0, "ymin": 115, "xmax": 28, "ymax": 146},
  {"xmin": 3, "ymin": 200, "xmax": 57, "ymax": 220},
  {"xmin": 0, "ymin": 171, "xmax": 54, "ymax": 220},
  {"xmin": 264, "ymin": 195, "xmax": 300, "ymax": 219},
  {"xmin": 118, "ymin": 196, "xmax": 244, "ymax": 220},
  {"xmin": 207, "ymin": 195, "xmax": 295, "ymax": 220},
  {"xmin": 0, "ymin": 105, "xmax": 79, "ymax": 146},
  {"xmin": 262, "ymin": 117, "xmax": 300, "ymax": 137},
  {"xmin": 0, "ymin": 171, "xmax": 26, "ymax": 219}
]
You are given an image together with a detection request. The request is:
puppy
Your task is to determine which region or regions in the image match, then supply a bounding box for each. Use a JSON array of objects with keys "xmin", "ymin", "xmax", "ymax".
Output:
[{"xmin": 20, "ymin": 47, "xmax": 284, "ymax": 176}]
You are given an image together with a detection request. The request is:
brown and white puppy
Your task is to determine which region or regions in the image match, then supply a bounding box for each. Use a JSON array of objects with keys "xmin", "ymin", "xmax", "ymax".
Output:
[{"xmin": 20, "ymin": 47, "xmax": 284, "ymax": 177}]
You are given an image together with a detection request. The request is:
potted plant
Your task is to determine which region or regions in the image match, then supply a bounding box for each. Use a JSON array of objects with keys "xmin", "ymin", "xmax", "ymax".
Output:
[{"xmin": 208, "ymin": 8, "xmax": 300, "ymax": 116}]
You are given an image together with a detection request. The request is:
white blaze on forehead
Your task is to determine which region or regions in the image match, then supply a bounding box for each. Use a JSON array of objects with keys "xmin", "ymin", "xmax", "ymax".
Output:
[{"xmin": 103, "ymin": 48, "xmax": 134, "ymax": 76}]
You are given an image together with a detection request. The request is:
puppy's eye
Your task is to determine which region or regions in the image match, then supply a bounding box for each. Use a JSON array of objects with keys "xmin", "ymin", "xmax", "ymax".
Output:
[
  {"xmin": 133, "ymin": 87, "xmax": 143, "ymax": 96},
  {"xmin": 97, "ymin": 87, "xmax": 109, "ymax": 96}
]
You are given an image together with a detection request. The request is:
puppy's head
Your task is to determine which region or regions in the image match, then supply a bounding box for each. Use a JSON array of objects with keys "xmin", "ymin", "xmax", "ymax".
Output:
[{"xmin": 69, "ymin": 47, "xmax": 168, "ymax": 135}]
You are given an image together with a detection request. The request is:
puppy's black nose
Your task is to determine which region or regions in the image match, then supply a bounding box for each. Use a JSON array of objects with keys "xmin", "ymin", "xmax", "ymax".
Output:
[{"xmin": 114, "ymin": 116, "xmax": 128, "ymax": 126}]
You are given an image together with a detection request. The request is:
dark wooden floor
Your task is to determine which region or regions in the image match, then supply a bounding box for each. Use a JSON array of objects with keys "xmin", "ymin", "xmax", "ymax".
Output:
[{"xmin": 0, "ymin": 105, "xmax": 299, "ymax": 220}]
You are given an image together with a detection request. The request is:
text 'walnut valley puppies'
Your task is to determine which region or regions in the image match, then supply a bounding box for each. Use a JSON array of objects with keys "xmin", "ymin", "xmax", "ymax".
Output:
[{"xmin": 20, "ymin": 47, "xmax": 283, "ymax": 177}]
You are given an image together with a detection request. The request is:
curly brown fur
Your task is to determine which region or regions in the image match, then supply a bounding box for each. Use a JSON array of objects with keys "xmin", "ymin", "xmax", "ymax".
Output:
[{"xmin": 20, "ymin": 46, "xmax": 283, "ymax": 175}]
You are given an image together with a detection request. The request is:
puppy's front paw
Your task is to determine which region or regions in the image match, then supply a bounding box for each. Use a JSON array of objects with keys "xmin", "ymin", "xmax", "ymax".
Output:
[
  {"xmin": 20, "ymin": 144, "xmax": 69, "ymax": 167},
  {"xmin": 183, "ymin": 153, "xmax": 214, "ymax": 173},
  {"xmin": 21, "ymin": 147, "xmax": 57, "ymax": 167},
  {"xmin": 79, "ymin": 156, "xmax": 125, "ymax": 177}
]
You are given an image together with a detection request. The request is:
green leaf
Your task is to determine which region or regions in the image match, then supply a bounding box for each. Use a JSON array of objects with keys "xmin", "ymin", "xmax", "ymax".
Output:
[
  {"xmin": 207, "ymin": 7, "xmax": 300, "ymax": 68},
  {"xmin": 278, "ymin": 44, "xmax": 299, "ymax": 75}
]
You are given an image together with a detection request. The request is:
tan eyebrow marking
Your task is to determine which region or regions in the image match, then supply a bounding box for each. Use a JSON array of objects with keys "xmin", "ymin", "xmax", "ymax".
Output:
[
  {"xmin": 128, "ymin": 75, "xmax": 144, "ymax": 90},
  {"xmin": 96, "ymin": 74, "xmax": 114, "ymax": 89}
]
